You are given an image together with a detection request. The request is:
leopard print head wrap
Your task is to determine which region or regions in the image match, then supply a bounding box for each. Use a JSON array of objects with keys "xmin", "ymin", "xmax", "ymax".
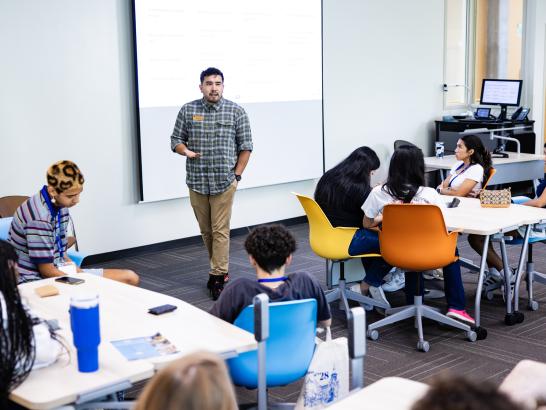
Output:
[{"xmin": 46, "ymin": 160, "xmax": 85, "ymax": 194}]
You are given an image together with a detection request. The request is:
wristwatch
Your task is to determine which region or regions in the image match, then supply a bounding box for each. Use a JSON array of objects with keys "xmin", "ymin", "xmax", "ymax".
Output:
[{"xmin": 235, "ymin": 174, "xmax": 242, "ymax": 182}]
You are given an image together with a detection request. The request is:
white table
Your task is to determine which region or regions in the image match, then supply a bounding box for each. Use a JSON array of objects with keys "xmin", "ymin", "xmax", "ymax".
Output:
[
  {"xmin": 443, "ymin": 196, "xmax": 546, "ymax": 330},
  {"xmin": 11, "ymin": 274, "xmax": 257, "ymax": 409},
  {"xmin": 327, "ymin": 377, "xmax": 428, "ymax": 410},
  {"xmin": 425, "ymin": 153, "xmax": 544, "ymax": 184}
]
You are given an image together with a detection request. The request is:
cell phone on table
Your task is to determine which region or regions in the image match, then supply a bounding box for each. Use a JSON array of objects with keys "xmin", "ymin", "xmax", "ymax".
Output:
[
  {"xmin": 447, "ymin": 198, "xmax": 461, "ymax": 208},
  {"xmin": 148, "ymin": 304, "xmax": 178, "ymax": 315},
  {"xmin": 55, "ymin": 276, "xmax": 85, "ymax": 285}
]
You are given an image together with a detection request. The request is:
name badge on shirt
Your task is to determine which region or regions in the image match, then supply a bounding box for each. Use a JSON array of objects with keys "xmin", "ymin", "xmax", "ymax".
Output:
[
  {"xmin": 192, "ymin": 115, "xmax": 204, "ymax": 122},
  {"xmin": 57, "ymin": 261, "xmax": 78, "ymax": 275}
]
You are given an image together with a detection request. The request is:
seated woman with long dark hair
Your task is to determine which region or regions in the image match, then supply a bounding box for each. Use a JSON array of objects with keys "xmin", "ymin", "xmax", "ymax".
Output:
[
  {"xmin": 437, "ymin": 134, "xmax": 494, "ymax": 282},
  {"xmin": 437, "ymin": 134, "xmax": 492, "ymax": 198},
  {"xmin": 315, "ymin": 146, "xmax": 394, "ymax": 308},
  {"xmin": 0, "ymin": 240, "xmax": 61, "ymax": 407},
  {"xmin": 360, "ymin": 145, "xmax": 474, "ymax": 325},
  {"xmin": 438, "ymin": 135, "xmax": 511, "ymax": 287}
]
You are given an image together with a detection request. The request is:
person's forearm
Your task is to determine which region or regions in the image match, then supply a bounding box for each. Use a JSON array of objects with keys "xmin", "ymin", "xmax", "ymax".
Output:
[
  {"xmin": 234, "ymin": 150, "xmax": 251, "ymax": 175},
  {"xmin": 438, "ymin": 186, "xmax": 462, "ymax": 196},
  {"xmin": 524, "ymin": 198, "xmax": 544, "ymax": 208},
  {"xmin": 363, "ymin": 215, "xmax": 381, "ymax": 228},
  {"xmin": 37, "ymin": 263, "xmax": 68, "ymax": 278},
  {"xmin": 174, "ymin": 143, "xmax": 188, "ymax": 156},
  {"xmin": 438, "ymin": 183, "xmax": 474, "ymax": 197}
]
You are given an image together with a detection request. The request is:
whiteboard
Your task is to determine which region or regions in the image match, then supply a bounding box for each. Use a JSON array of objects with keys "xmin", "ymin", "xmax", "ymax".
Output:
[{"xmin": 133, "ymin": 0, "xmax": 324, "ymax": 202}]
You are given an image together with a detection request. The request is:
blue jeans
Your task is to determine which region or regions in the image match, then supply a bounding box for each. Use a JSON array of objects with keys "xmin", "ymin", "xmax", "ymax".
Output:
[
  {"xmin": 348, "ymin": 228, "xmax": 392, "ymax": 288},
  {"xmin": 403, "ymin": 249, "xmax": 466, "ymax": 311}
]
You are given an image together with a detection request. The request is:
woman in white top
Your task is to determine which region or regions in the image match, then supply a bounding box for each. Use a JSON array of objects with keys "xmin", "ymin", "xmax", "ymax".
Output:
[
  {"xmin": 439, "ymin": 135, "xmax": 512, "ymax": 284},
  {"xmin": 0, "ymin": 240, "xmax": 61, "ymax": 407},
  {"xmin": 437, "ymin": 134, "xmax": 492, "ymax": 198},
  {"xmin": 361, "ymin": 145, "xmax": 474, "ymax": 325}
]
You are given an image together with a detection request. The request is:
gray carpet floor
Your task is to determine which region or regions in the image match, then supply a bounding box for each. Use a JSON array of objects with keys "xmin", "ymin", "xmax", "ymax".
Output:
[{"xmin": 91, "ymin": 223, "xmax": 546, "ymax": 405}]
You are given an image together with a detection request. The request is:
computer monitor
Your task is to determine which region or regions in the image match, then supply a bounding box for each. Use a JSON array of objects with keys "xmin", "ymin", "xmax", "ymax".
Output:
[{"xmin": 479, "ymin": 79, "xmax": 522, "ymax": 121}]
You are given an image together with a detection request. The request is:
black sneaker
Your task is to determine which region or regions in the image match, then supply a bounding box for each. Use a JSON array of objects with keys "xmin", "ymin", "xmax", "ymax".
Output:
[
  {"xmin": 207, "ymin": 273, "xmax": 229, "ymax": 290},
  {"xmin": 209, "ymin": 275, "xmax": 226, "ymax": 301}
]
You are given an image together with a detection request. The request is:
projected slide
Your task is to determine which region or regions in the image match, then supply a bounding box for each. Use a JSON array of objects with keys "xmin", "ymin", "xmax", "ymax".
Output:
[{"xmin": 133, "ymin": 0, "xmax": 323, "ymax": 202}]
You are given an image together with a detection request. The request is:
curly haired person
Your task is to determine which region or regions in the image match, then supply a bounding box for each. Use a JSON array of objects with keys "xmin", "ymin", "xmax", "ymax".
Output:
[{"xmin": 210, "ymin": 224, "xmax": 331, "ymax": 327}]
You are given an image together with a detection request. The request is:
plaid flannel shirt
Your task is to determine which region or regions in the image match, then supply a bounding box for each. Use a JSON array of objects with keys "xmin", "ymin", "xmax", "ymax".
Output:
[{"xmin": 171, "ymin": 98, "xmax": 253, "ymax": 195}]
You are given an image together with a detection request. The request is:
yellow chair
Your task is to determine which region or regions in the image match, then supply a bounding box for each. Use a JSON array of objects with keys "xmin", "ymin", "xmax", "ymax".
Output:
[
  {"xmin": 294, "ymin": 193, "xmax": 389, "ymax": 321},
  {"xmin": 367, "ymin": 204, "xmax": 477, "ymax": 352}
]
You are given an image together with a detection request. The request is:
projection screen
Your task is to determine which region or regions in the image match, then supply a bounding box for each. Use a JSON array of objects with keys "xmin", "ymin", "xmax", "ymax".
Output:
[{"xmin": 132, "ymin": 0, "xmax": 323, "ymax": 202}]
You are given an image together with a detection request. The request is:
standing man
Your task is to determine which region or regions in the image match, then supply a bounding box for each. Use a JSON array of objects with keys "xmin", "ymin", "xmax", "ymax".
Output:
[{"xmin": 171, "ymin": 67, "xmax": 253, "ymax": 300}]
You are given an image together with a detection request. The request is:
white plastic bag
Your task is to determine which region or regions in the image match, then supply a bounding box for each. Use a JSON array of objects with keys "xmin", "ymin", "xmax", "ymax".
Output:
[{"xmin": 295, "ymin": 327, "xmax": 349, "ymax": 409}]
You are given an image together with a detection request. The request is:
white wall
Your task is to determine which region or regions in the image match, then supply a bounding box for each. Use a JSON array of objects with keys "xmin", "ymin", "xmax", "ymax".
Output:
[
  {"xmin": 522, "ymin": 0, "xmax": 546, "ymax": 151},
  {"xmin": 323, "ymin": 0, "xmax": 445, "ymax": 182},
  {"xmin": 4, "ymin": 0, "xmax": 535, "ymax": 256}
]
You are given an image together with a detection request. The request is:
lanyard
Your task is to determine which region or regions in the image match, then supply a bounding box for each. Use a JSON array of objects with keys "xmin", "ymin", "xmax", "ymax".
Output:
[
  {"xmin": 448, "ymin": 163, "xmax": 473, "ymax": 188},
  {"xmin": 41, "ymin": 186, "xmax": 64, "ymax": 259},
  {"xmin": 258, "ymin": 276, "xmax": 288, "ymax": 283}
]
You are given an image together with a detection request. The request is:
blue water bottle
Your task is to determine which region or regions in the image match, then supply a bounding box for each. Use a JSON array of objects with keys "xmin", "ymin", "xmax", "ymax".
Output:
[{"xmin": 70, "ymin": 293, "xmax": 101, "ymax": 372}]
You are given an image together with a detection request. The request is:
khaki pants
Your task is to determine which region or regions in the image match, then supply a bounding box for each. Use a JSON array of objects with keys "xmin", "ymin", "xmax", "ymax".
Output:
[{"xmin": 189, "ymin": 181, "xmax": 237, "ymax": 276}]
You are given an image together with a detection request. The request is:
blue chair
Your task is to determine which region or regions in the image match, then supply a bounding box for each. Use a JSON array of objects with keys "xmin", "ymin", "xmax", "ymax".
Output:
[
  {"xmin": 0, "ymin": 216, "xmax": 87, "ymax": 267},
  {"xmin": 228, "ymin": 298, "xmax": 317, "ymax": 390},
  {"xmin": 0, "ymin": 217, "xmax": 12, "ymax": 240},
  {"xmin": 229, "ymin": 294, "xmax": 366, "ymax": 409}
]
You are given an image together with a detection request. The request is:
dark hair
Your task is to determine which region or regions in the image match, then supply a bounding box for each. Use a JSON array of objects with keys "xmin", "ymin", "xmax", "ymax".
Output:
[
  {"xmin": 244, "ymin": 225, "xmax": 296, "ymax": 274},
  {"xmin": 200, "ymin": 67, "xmax": 224, "ymax": 83},
  {"xmin": 412, "ymin": 375, "xmax": 523, "ymax": 410},
  {"xmin": 383, "ymin": 145, "xmax": 425, "ymax": 203},
  {"xmin": 0, "ymin": 240, "xmax": 35, "ymax": 404},
  {"xmin": 460, "ymin": 134, "xmax": 493, "ymax": 180},
  {"xmin": 314, "ymin": 146, "xmax": 380, "ymax": 212}
]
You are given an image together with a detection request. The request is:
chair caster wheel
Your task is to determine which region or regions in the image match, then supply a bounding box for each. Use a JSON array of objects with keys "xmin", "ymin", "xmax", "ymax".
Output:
[
  {"xmin": 475, "ymin": 326, "xmax": 488, "ymax": 340},
  {"xmin": 529, "ymin": 301, "xmax": 539, "ymax": 311},
  {"xmin": 513, "ymin": 311, "xmax": 524, "ymax": 324},
  {"xmin": 417, "ymin": 341, "xmax": 430, "ymax": 352},
  {"xmin": 367, "ymin": 329, "xmax": 379, "ymax": 341},
  {"xmin": 466, "ymin": 331, "xmax": 477, "ymax": 342},
  {"xmin": 504, "ymin": 313, "xmax": 518, "ymax": 326}
]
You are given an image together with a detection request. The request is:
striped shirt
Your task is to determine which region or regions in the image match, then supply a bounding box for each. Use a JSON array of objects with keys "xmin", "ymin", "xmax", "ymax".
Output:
[
  {"xmin": 8, "ymin": 190, "xmax": 69, "ymax": 283},
  {"xmin": 171, "ymin": 97, "xmax": 253, "ymax": 195}
]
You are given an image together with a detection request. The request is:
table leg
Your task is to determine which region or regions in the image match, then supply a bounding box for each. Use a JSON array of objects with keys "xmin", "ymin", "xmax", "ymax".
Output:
[
  {"xmin": 513, "ymin": 225, "xmax": 531, "ymax": 313},
  {"xmin": 474, "ymin": 234, "xmax": 490, "ymax": 329},
  {"xmin": 499, "ymin": 237, "xmax": 512, "ymax": 315}
]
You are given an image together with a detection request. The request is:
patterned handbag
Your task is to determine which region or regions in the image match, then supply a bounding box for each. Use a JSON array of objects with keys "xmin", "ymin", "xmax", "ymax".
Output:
[{"xmin": 479, "ymin": 188, "xmax": 511, "ymax": 208}]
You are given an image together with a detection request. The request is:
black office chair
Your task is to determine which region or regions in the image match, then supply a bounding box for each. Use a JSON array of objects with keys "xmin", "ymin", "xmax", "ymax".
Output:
[{"xmin": 394, "ymin": 140, "xmax": 417, "ymax": 150}]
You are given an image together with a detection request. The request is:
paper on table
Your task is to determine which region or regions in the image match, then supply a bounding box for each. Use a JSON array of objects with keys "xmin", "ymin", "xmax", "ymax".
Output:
[{"xmin": 112, "ymin": 332, "xmax": 179, "ymax": 361}]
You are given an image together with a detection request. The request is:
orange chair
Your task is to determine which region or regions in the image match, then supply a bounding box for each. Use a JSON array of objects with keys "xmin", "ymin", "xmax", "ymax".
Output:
[
  {"xmin": 294, "ymin": 193, "xmax": 389, "ymax": 321},
  {"xmin": 482, "ymin": 167, "xmax": 496, "ymax": 190},
  {"xmin": 367, "ymin": 204, "xmax": 476, "ymax": 351},
  {"xmin": 0, "ymin": 196, "xmax": 29, "ymax": 218}
]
